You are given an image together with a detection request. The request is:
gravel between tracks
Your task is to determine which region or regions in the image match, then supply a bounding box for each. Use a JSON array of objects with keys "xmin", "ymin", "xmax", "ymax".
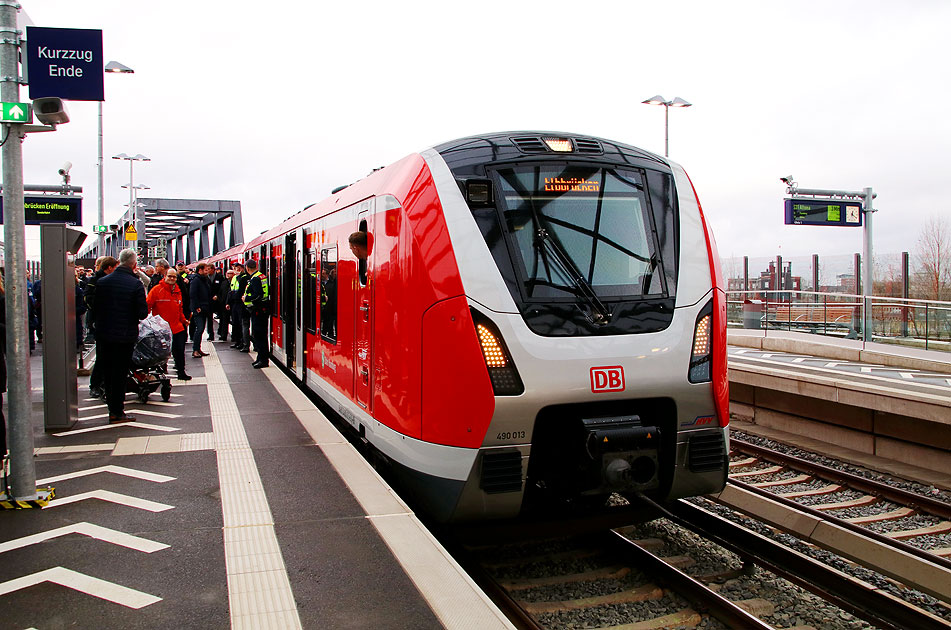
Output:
[
  {"xmin": 691, "ymin": 497, "xmax": 951, "ymax": 621},
  {"xmin": 732, "ymin": 430, "xmax": 951, "ymax": 505}
]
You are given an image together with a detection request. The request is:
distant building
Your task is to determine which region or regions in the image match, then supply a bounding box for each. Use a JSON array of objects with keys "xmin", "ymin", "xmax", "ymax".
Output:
[
  {"xmin": 819, "ymin": 273, "xmax": 856, "ymax": 294},
  {"xmin": 731, "ymin": 261, "xmax": 801, "ymax": 301}
]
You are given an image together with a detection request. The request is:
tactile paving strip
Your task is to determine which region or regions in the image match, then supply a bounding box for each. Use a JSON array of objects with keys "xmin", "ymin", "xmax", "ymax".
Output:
[{"xmin": 203, "ymin": 345, "xmax": 303, "ymax": 630}]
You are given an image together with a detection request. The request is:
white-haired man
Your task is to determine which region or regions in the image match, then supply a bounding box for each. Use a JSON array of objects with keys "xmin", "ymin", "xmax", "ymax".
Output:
[{"xmin": 94, "ymin": 248, "xmax": 148, "ymax": 423}]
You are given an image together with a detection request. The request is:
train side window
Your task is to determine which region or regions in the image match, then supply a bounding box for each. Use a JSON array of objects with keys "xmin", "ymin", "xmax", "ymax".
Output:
[
  {"xmin": 320, "ymin": 246, "xmax": 338, "ymax": 344},
  {"xmin": 304, "ymin": 249, "xmax": 317, "ymax": 334},
  {"xmin": 350, "ymin": 220, "xmax": 369, "ymax": 286}
]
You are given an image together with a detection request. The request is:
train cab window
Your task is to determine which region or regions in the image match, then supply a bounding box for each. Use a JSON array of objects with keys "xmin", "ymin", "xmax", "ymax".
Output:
[
  {"xmin": 494, "ymin": 164, "xmax": 663, "ymax": 300},
  {"xmin": 320, "ymin": 246, "xmax": 338, "ymax": 344},
  {"xmin": 303, "ymin": 248, "xmax": 317, "ymax": 334}
]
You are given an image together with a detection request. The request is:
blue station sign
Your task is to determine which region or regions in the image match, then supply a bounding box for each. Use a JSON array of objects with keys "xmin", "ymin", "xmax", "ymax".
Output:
[
  {"xmin": 0, "ymin": 195, "xmax": 83, "ymax": 226},
  {"xmin": 26, "ymin": 26, "xmax": 104, "ymax": 101},
  {"xmin": 784, "ymin": 198, "xmax": 862, "ymax": 227}
]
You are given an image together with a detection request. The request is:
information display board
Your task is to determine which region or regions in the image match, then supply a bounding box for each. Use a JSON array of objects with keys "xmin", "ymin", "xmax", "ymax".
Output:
[
  {"xmin": 0, "ymin": 195, "xmax": 82, "ymax": 225},
  {"xmin": 784, "ymin": 198, "xmax": 862, "ymax": 227}
]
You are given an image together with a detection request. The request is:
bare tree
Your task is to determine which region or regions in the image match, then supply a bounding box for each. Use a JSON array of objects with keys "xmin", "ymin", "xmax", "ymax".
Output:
[
  {"xmin": 874, "ymin": 255, "xmax": 904, "ymax": 298},
  {"xmin": 913, "ymin": 215, "xmax": 951, "ymax": 300}
]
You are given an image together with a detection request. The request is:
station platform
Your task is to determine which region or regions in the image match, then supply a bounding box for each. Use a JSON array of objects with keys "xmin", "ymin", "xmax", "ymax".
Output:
[
  {"xmin": 727, "ymin": 329, "xmax": 951, "ymax": 484},
  {"xmin": 0, "ymin": 341, "xmax": 514, "ymax": 629}
]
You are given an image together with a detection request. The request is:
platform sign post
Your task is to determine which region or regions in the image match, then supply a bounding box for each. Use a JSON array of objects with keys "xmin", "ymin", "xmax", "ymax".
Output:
[
  {"xmin": 1, "ymin": 1, "xmax": 47, "ymax": 506},
  {"xmin": 782, "ymin": 178, "xmax": 876, "ymax": 338}
]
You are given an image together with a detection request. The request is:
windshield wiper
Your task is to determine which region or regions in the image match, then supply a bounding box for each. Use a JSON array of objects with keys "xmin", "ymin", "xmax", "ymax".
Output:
[{"xmin": 534, "ymin": 227, "xmax": 611, "ymax": 326}]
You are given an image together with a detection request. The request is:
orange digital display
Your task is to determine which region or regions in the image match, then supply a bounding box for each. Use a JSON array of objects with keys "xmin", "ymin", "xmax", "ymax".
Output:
[{"xmin": 543, "ymin": 177, "xmax": 600, "ymax": 193}]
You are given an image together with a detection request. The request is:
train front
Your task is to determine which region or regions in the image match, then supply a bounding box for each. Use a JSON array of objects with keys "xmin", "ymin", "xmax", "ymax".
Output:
[{"xmin": 420, "ymin": 132, "xmax": 729, "ymax": 521}]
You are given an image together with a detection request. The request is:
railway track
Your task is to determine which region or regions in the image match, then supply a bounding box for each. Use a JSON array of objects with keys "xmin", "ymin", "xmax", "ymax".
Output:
[
  {"xmin": 448, "ymin": 490, "xmax": 951, "ymax": 629},
  {"xmin": 453, "ymin": 524, "xmax": 776, "ymax": 630},
  {"xmin": 713, "ymin": 437, "xmax": 951, "ymax": 606}
]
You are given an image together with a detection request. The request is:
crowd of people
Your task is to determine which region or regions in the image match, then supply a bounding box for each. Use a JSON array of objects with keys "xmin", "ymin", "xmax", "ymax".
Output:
[
  {"xmin": 0, "ymin": 249, "xmax": 270, "ymax": 440},
  {"xmin": 0, "ymin": 249, "xmax": 278, "ymax": 465},
  {"xmin": 75, "ymin": 249, "xmax": 270, "ymax": 422}
]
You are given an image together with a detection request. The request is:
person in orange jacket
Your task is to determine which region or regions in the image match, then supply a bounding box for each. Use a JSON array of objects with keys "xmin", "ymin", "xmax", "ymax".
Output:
[{"xmin": 146, "ymin": 268, "xmax": 191, "ymax": 381}]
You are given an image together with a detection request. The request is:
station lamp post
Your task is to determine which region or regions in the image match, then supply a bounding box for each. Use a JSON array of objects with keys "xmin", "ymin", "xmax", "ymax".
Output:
[
  {"xmin": 112, "ymin": 152, "xmax": 149, "ymax": 258},
  {"xmin": 98, "ymin": 61, "xmax": 134, "ymax": 256},
  {"xmin": 641, "ymin": 95, "xmax": 692, "ymax": 157}
]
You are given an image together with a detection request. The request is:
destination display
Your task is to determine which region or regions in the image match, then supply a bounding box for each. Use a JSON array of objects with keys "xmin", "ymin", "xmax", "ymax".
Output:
[
  {"xmin": 0, "ymin": 195, "xmax": 82, "ymax": 225},
  {"xmin": 784, "ymin": 198, "xmax": 862, "ymax": 227}
]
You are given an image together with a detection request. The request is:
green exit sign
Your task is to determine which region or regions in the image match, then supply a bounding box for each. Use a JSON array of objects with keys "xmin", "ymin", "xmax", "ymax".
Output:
[
  {"xmin": 93, "ymin": 224, "xmax": 109, "ymax": 233},
  {"xmin": 1, "ymin": 102, "xmax": 33, "ymax": 123}
]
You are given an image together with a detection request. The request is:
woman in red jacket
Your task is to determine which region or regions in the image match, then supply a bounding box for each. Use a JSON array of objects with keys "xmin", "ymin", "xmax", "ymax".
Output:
[{"xmin": 146, "ymin": 269, "xmax": 191, "ymax": 381}]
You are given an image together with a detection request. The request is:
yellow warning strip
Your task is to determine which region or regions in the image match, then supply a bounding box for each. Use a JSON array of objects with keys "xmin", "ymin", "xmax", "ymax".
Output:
[{"xmin": 0, "ymin": 487, "xmax": 55, "ymax": 510}]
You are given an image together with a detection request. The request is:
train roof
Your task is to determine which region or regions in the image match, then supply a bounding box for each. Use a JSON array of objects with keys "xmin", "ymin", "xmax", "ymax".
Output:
[
  {"xmin": 242, "ymin": 152, "xmax": 427, "ymax": 251},
  {"xmin": 203, "ymin": 131, "xmax": 672, "ymax": 261},
  {"xmin": 432, "ymin": 131, "xmax": 669, "ymax": 174}
]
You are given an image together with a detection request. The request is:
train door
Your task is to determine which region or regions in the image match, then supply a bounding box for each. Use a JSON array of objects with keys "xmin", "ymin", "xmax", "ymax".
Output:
[
  {"xmin": 294, "ymin": 227, "xmax": 304, "ymax": 379},
  {"xmin": 354, "ymin": 207, "xmax": 373, "ymax": 410},
  {"xmin": 302, "ymin": 231, "xmax": 318, "ymax": 386},
  {"xmin": 283, "ymin": 232, "xmax": 297, "ymax": 372}
]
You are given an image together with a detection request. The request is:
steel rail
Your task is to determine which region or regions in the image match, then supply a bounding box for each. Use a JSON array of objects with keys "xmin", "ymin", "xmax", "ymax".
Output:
[
  {"xmin": 437, "ymin": 535, "xmax": 545, "ymax": 630},
  {"xmin": 729, "ymin": 477, "xmax": 951, "ymax": 573},
  {"xmin": 731, "ymin": 438, "xmax": 951, "ymax": 520},
  {"xmin": 603, "ymin": 529, "xmax": 776, "ymax": 629},
  {"xmin": 663, "ymin": 498, "xmax": 951, "ymax": 630}
]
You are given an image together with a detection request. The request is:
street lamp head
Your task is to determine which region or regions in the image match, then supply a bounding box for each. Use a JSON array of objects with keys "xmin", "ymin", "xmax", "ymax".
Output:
[
  {"xmin": 642, "ymin": 94, "xmax": 668, "ymax": 106},
  {"xmin": 113, "ymin": 153, "xmax": 151, "ymax": 162},
  {"xmin": 670, "ymin": 97, "xmax": 692, "ymax": 108},
  {"xmin": 104, "ymin": 60, "xmax": 134, "ymax": 74}
]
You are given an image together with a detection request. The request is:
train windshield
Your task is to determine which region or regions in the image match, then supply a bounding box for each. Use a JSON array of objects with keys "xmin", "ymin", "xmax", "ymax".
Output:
[{"xmin": 494, "ymin": 165, "xmax": 663, "ymax": 300}]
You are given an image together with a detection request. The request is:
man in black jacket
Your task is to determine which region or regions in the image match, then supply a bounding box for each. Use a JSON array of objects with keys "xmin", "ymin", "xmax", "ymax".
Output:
[
  {"xmin": 149, "ymin": 258, "xmax": 170, "ymax": 291},
  {"xmin": 207, "ymin": 266, "xmax": 223, "ymax": 341},
  {"xmin": 244, "ymin": 258, "xmax": 270, "ymax": 368},
  {"xmin": 94, "ymin": 249, "xmax": 148, "ymax": 422},
  {"xmin": 86, "ymin": 255, "xmax": 119, "ymax": 398},
  {"xmin": 229, "ymin": 262, "xmax": 251, "ymax": 351},
  {"xmin": 189, "ymin": 262, "xmax": 213, "ymax": 357},
  {"xmin": 217, "ymin": 268, "xmax": 234, "ymax": 341}
]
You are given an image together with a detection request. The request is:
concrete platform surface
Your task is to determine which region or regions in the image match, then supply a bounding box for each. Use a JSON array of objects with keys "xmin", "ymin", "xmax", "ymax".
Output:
[{"xmin": 729, "ymin": 328, "xmax": 951, "ymax": 374}]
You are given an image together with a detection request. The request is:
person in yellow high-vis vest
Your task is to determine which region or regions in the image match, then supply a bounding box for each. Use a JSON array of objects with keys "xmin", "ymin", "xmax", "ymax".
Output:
[{"xmin": 243, "ymin": 258, "xmax": 270, "ymax": 368}]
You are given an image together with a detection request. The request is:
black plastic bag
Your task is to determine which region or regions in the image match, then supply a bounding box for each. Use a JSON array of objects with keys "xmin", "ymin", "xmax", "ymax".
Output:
[{"xmin": 132, "ymin": 315, "xmax": 173, "ymax": 368}]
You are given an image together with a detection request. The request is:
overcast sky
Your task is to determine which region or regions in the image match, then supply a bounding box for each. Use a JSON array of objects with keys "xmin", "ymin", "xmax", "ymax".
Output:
[{"xmin": 10, "ymin": 1, "xmax": 950, "ymax": 268}]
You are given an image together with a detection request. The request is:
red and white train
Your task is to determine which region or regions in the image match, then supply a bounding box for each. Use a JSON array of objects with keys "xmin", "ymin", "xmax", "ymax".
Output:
[{"xmin": 205, "ymin": 132, "xmax": 729, "ymax": 522}]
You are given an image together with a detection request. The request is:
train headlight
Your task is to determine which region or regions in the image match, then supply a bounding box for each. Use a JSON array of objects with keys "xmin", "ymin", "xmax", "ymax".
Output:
[
  {"xmin": 476, "ymin": 325, "xmax": 507, "ymax": 368},
  {"xmin": 688, "ymin": 303, "xmax": 713, "ymax": 383},
  {"xmin": 471, "ymin": 308, "xmax": 524, "ymax": 396}
]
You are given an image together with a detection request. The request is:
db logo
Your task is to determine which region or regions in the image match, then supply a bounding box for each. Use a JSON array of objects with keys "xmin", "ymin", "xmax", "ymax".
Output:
[{"xmin": 590, "ymin": 366, "xmax": 625, "ymax": 393}]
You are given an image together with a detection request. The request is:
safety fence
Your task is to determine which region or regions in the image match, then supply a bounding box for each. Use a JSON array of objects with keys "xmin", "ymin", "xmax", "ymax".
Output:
[{"xmin": 726, "ymin": 290, "xmax": 951, "ymax": 353}]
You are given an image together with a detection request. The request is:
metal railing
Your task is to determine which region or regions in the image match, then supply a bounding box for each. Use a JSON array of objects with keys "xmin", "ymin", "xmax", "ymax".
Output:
[{"xmin": 726, "ymin": 290, "xmax": 951, "ymax": 353}]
